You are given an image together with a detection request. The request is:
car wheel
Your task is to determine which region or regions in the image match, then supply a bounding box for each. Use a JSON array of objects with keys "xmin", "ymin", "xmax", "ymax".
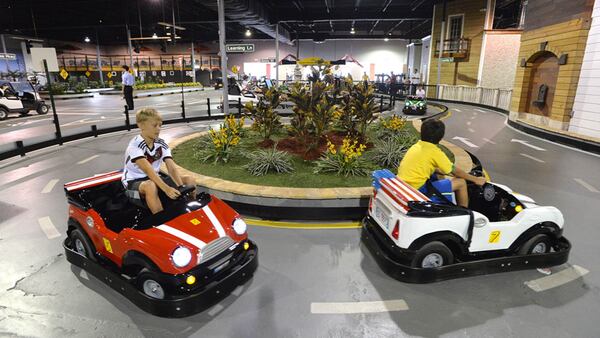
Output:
[
  {"xmin": 37, "ymin": 104, "xmax": 49, "ymax": 115},
  {"xmin": 137, "ymin": 268, "xmax": 166, "ymax": 300},
  {"xmin": 518, "ymin": 234, "xmax": 552, "ymax": 255},
  {"xmin": 411, "ymin": 241, "xmax": 454, "ymax": 268},
  {"xmin": 0, "ymin": 108, "xmax": 8, "ymax": 121},
  {"xmin": 69, "ymin": 228, "xmax": 97, "ymax": 262}
]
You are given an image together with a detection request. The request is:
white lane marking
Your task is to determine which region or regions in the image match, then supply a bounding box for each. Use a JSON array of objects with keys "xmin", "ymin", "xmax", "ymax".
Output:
[
  {"xmin": 520, "ymin": 153, "xmax": 545, "ymax": 163},
  {"xmin": 470, "ymin": 115, "xmax": 476, "ymax": 120},
  {"xmin": 77, "ymin": 155, "xmax": 100, "ymax": 165},
  {"xmin": 454, "ymin": 108, "xmax": 462, "ymax": 112},
  {"xmin": 525, "ymin": 265, "xmax": 589, "ymax": 292},
  {"xmin": 452, "ymin": 136, "xmax": 479, "ymax": 148},
  {"xmin": 38, "ymin": 216, "xmax": 61, "ymax": 239},
  {"xmin": 311, "ymin": 300, "xmax": 409, "ymax": 314},
  {"xmin": 57, "ymin": 112, "xmax": 102, "ymax": 116},
  {"xmin": 483, "ymin": 138, "xmax": 497, "ymax": 145},
  {"xmin": 574, "ymin": 178, "xmax": 600, "ymax": 193},
  {"xmin": 202, "ymin": 206, "xmax": 227, "ymax": 237},
  {"xmin": 511, "ymin": 138, "xmax": 546, "ymax": 151},
  {"xmin": 475, "ymin": 109, "xmax": 488, "ymax": 113},
  {"xmin": 466, "ymin": 121, "xmax": 472, "ymax": 126},
  {"xmin": 468, "ymin": 128, "xmax": 475, "ymax": 133},
  {"xmin": 156, "ymin": 224, "xmax": 207, "ymax": 249},
  {"xmin": 41, "ymin": 179, "xmax": 59, "ymax": 194}
]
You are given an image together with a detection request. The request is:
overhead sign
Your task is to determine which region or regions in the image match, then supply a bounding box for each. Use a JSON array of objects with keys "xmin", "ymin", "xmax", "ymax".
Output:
[
  {"xmin": 441, "ymin": 57, "xmax": 455, "ymax": 63},
  {"xmin": 0, "ymin": 53, "xmax": 17, "ymax": 61},
  {"xmin": 30, "ymin": 48, "xmax": 59, "ymax": 72},
  {"xmin": 226, "ymin": 44, "xmax": 255, "ymax": 53}
]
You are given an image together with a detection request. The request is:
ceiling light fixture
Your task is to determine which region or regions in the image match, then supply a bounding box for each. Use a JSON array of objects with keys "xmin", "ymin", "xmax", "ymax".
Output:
[
  {"xmin": 350, "ymin": 27, "xmax": 355, "ymax": 34},
  {"xmin": 245, "ymin": 28, "xmax": 252, "ymax": 37},
  {"xmin": 384, "ymin": 37, "xmax": 389, "ymax": 42},
  {"xmin": 152, "ymin": 33, "xmax": 158, "ymax": 39},
  {"xmin": 84, "ymin": 37, "xmax": 91, "ymax": 43}
]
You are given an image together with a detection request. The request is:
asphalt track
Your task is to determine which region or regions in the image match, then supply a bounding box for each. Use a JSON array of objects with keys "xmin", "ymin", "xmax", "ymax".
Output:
[{"xmin": 0, "ymin": 102, "xmax": 599, "ymax": 337}]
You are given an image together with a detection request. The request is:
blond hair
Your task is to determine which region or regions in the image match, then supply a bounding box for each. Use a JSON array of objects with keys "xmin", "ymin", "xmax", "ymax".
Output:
[{"xmin": 136, "ymin": 108, "xmax": 162, "ymax": 124}]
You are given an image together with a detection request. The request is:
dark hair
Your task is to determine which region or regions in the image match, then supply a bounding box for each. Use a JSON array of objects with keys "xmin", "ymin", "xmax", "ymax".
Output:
[
  {"xmin": 420, "ymin": 119, "xmax": 445, "ymax": 144},
  {"xmin": 122, "ymin": 65, "xmax": 129, "ymax": 71}
]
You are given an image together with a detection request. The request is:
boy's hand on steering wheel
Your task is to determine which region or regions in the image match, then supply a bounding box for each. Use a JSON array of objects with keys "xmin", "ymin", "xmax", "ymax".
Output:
[
  {"xmin": 473, "ymin": 176, "xmax": 487, "ymax": 186},
  {"xmin": 164, "ymin": 186, "xmax": 181, "ymax": 200}
]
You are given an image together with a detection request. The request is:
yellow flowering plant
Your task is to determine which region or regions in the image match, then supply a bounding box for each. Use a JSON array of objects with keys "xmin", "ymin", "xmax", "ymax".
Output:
[
  {"xmin": 315, "ymin": 136, "xmax": 371, "ymax": 177},
  {"xmin": 195, "ymin": 115, "xmax": 244, "ymax": 163}
]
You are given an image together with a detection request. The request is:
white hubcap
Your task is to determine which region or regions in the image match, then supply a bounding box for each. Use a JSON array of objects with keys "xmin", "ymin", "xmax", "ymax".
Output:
[
  {"xmin": 422, "ymin": 253, "xmax": 444, "ymax": 268},
  {"xmin": 532, "ymin": 242, "xmax": 547, "ymax": 254},
  {"xmin": 143, "ymin": 280, "xmax": 165, "ymax": 299},
  {"xmin": 74, "ymin": 239, "xmax": 86, "ymax": 257}
]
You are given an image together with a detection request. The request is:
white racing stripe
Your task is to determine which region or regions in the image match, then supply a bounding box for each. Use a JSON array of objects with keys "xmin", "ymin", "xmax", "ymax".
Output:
[
  {"xmin": 77, "ymin": 155, "xmax": 100, "ymax": 165},
  {"xmin": 41, "ymin": 179, "xmax": 59, "ymax": 194},
  {"xmin": 38, "ymin": 216, "xmax": 61, "ymax": 239},
  {"xmin": 157, "ymin": 224, "xmax": 207, "ymax": 249},
  {"xmin": 525, "ymin": 265, "xmax": 589, "ymax": 292},
  {"xmin": 202, "ymin": 206, "xmax": 227, "ymax": 237},
  {"xmin": 520, "ymin": 153, "xmax": 545, "ymax": 163},
  {"xmin": 574, "ymin": 178, "xmax": 599, "ymax": 193},
  {"xmin": 311, "ymin": 300, "xmax": 409, "ymax": 314}
]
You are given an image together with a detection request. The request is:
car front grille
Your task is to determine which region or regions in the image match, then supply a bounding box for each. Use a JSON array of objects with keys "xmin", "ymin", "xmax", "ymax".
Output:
[{"xmin": 200, "ymin": 236, "xmax": 235, "ymax": 264}]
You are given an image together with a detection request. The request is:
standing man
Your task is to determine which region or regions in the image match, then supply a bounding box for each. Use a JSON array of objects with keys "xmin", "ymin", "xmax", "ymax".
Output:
[{"xmin": 122, "ymin": 65, "xmax": 135, "ymax": 111}]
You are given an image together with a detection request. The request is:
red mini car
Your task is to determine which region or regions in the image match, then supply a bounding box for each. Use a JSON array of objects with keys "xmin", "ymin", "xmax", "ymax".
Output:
[{"xmin": 63, "ymin": 171, "xmax": 258, "ymax": 317}]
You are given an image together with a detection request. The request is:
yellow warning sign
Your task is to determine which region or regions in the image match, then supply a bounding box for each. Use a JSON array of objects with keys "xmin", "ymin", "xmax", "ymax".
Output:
[
  {"xmin": 106, "ymin": 72, "xmax": 113, "ymax": 79},
  {"xmin": 103, "ymin": 238, "xmax": 113, "ymax": 253},
  {"xmin": 59, "ymin": 68, "xmax": 69, "ymax": 80},
  {"xmin": 232, "ymin": 65, "xmax": 240, "ymax": 74},
  {"xmin": 85, "ymin": 70, "xmax": 91, "ymax": 77},
  {"xmin": 489, "ymin": 231, "xmax": 501, "ymax": 243},
  {"xmin": 190, "ymin": 218, "xmax": 201, "ymax": 226}
]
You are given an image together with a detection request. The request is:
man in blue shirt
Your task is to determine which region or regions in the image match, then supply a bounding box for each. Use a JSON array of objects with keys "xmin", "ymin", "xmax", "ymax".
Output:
[{"xmin": 122, "ymin": 65, "xmax": 135, "ymax": 110}]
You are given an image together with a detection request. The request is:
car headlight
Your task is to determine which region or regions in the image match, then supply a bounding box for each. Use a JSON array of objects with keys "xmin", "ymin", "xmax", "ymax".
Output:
[
  {"xmin": 171, "ymin": 246, "xmax": 192, "ymax": 268},
  {"xmin": 232, "ymin": 218, "xmax": 247, "ymax": 235},
  {"xmin": 405, "ymin": 101, "xmax": 410, "ymax": 106}
]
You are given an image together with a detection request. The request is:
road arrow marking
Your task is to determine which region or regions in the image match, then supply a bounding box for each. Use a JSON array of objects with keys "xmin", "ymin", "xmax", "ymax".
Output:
[
  {"xmin": 511, "ymin": 139, "xmax": 546, "ymax": 151},
  {"xmin": 41, "ymin": 179, "xmax": 59, "ymax": 194},
  {"xmin": 452, "ymin": 136, "xmax": 479, "ymax": 148},
  {"xmin": 520, "ymin": 153, "xmax": 545, "ymax": 163},
  {"xmin": 483, "ymin": 138, "xmax": 497, "ymax": 145},
  {"xmin": 38, "ymin": 216, "xmax": 61, "ymax": 239},
  {"xmin": 574, "ymin": 178, "xmax": 599, "ymax": 193},
  {"xmin": 525, "ymin": 265, "xmax": 589, "ymax": 292}
]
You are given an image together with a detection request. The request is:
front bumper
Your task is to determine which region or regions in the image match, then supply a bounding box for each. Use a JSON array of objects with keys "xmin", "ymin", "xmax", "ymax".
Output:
[
  {"xmin": 402, "ymin": 105, "xmax": 426, "ymax": 115},
  {"xmin": 361, "ymin": 216, "xmax": 571, "ymax": 283},
  {"xmin": 64, "ymin": 238, "xmax": 258, "ymax": 317}
]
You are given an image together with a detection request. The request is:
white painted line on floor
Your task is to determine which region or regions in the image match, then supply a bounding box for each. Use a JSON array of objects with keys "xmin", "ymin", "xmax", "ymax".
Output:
[
  {"xmin": 57, "ymin": 112, "xmax": 102, "ymax": 116},
  {"xmin": 470, "ymin": 116, "xmax": 476, "ymax": 120},
  {"xmin": 468, "ymin": 128, "xmax": 475, "ymax": 133},
  {"xmin": 454, "ymin": 108, "xmax": 462, "ymax": 112},
  {"xmin": 511, "ymin": 138, "xmax": 546, "ymax": 151},
  {"xmin": 520, "ymin": 153, "xmax": 545, "ymax": 163},
  {"xmin": 311, "ymin": 300, "xmax": 409, "ymax": 314},
  {"xmin": 77, "ymin": 154, "xmax": 100, "ymax": 165},
  {"xmin": 525, "ymin": 265, "xmax": 589, "ymax": 292},
  {"xmin": 38, "ymin": 216, "xmax": 61, "ymax": 239},
  {"xmin": 41, "ymin": 179, "xmax": 59, "ymax": 194},
  {"xmin": 466, "ymin": 121, "xmax": 472, "ymax": 126},
  {"xmin": 452, "ymin": 136, "xmax": 479, "ymax": 148},
  {"xmin": 475, "ymin": 109, "xmax": 488, "ymax": 113},
  {"xmin": 483, "ymin": 138, "xmax": 497, "ymax": 145},
  {"xmin": 574, "ymin": 178, "xmax": 600, "ymax": 193}
]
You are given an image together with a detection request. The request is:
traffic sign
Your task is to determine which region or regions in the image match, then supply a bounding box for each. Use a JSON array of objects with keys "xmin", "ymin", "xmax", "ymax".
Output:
[
  {"xmin": 85, "ymin": 70, "xmax": 91, "ymax": 77},
  {"xmin": 0, "ymin": 53, "xmax": 16, "ymax": 60},
  {"xmin": 59, "ymin": 68, "xmax": 69, "ymax": 80},
  {"xmin": 106, "ymin": 72, "xmax": 113, "ymax": 79},
  {"xmin": 226, "ymin": 44, "xmax": 255, "ymax": 53}
]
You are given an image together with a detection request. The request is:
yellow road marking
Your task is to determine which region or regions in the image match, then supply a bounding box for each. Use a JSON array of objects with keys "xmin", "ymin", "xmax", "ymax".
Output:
[
  {"xmin": 440, "ymin": 111, "xmax": 453, "ymax": 120},
  {"xmin": 245, "ymin": 218, "xmax": 361, "ymax": 229}
]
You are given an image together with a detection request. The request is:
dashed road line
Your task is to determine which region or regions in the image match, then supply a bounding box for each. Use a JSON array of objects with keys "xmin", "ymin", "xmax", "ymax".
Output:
[
  {"xmin": 468, "ymin": 128, "xmax": 475, "ymax": 133},
  {"xmin": 38, "ymin": 216, "xmax": 61, "ymax": 239},
  {"xmin": 574, "ymin": 178, "xmax": 599, "ymax": 193},
  {"xmin": 466, "ymin": 121, "xmax": 472, "ymax": 126},
  {"xmin": 311, "ymin": 300, "xmax": 409, "ymax": 314},
  {"xmin": 77, "ymin": 155, "xmax": 100, "ymax": 165},
  {"xmin": 454, "ymin": 108, "xmax": 462, "ymax": 112},
  {"xmin": 520, "ymin": 153, "xmax": 545, "ymax": 163},
  {"xmin": 41, "ymin": 179, "xmax": 59, "ymax": 194},
  {"xmin": 475, "ymin": 109, "xmax": 488, "ymax": 113},
  {"xmin": 511, "ymin": 138, "xmax": 546, "ymax": 151},
  {"xmin": 525, "ymin": 265, "xmax": 589, "ymax": 292},
  {"xmin": 483, "ymin": 138, "xmax": 497, "ymax": 145}
]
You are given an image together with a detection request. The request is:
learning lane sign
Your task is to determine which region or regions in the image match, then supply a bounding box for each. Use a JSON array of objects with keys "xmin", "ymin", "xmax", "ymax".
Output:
[{"xmin": 226, "ymin": 44, "xmax": 255, "ymax": 53}]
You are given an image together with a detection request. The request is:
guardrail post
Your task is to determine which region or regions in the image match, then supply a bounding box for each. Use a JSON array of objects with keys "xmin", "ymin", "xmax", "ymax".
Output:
[
  {"xmin": 493, "ymin": 89, "xmax": 500, "ymax": 107},
  {"xmin": 181, "ymin": 101, "xmax": 187, "ymax": 121},
  {"xmin": 476, "ymin": 87, "xmax": 483, "ymax": 104},
  {"xmin": 91, "ymin": 125, "xmax": 98, "ymax": 137},
  {"xmin": 124, "ymin": 105, "xmax": 131, "ymax": 131},
  {"xmin": 44, "ymin": 59, "xmax": 63, "ymax": 146},
  {"xmin": 458, "ymin": 86, "xmax": 464, "ymax": 102},
  {"xmin": 238, "ymin": 98, "xmax": 242, "ymax": 115},
  {"xmin": 16, "ymin": 141, "xmax": 25, "ymax": 157},
  {"xmin": 380, "ymin": 95, "xmax": 384, "ymax": 112},
  {"xmin": 207, "ymin": 98, "xmax": 211, "ymax": 117}
]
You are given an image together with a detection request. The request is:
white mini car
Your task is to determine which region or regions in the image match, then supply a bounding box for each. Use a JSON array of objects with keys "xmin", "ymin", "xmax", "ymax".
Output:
[
  {"xmin": 362, "ymin": 166, "xmax": 570, "ymax": 283},
  {"xmin": 0, "ymin": 81, "xmax": 49, "ymax": 120}
]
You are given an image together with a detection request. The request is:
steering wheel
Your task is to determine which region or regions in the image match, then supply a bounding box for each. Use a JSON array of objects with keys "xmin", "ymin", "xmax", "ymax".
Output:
[
  {"xmin": 481, "ymin": 183, "xmax": 496, "ymax": 202},
  {"xmin": 177, "ymin": 185, "xmax": 196, "ymax": 199}
]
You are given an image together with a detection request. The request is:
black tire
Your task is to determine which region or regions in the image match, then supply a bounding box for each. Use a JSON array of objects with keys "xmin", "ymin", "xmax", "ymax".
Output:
[
  {"xmin": 518, "ymin": 234, "xmax": 552, "ymax": 255},
  {"xmin": 19, "ymin": 111, "xmax": 30, "ymax": 117},
  {"xmin": 0, "ymin": 107, "xmax": 8, "ymax": 121},
  {"xmin": 69, "ymin": 228, "xmax": 97, "ymax": 262},
  {"xmin": 136, "ymin": 268, "xmax": 166, "ymax": 300},
  {"xmin": 37, "ymin": 104, "xmax": 49, "ymax": 115},
  {"xmin": 411, "ymin": 241, "xmax": 454, "ymax": 268}
]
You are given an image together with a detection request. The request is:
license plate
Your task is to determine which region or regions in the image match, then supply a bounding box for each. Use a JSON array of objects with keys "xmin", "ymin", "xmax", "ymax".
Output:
[{"xmin": 375, "ymin": 206, "xmax": 390, "ymax": 229}]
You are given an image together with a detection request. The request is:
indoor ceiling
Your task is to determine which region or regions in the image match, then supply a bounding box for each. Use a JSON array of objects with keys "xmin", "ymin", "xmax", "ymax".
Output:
[{"xmin": 0, "ymin": 0, "xmax": 436, "ymax": 45}]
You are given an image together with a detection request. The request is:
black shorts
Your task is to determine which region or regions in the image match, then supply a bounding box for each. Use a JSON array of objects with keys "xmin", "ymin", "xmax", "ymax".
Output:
[{"xmin": 125, "ymin": 173, "xmax": 177, "ymax": 201}]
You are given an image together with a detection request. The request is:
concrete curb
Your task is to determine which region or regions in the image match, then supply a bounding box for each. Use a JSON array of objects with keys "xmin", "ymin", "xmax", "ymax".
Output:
[
  {"xmin": 99, "ymin": 87, "xmax": 205, "ymax": 98},
  {"xmin": 40, "ymin": 93, "xmax": 94, "ymax": 100}
]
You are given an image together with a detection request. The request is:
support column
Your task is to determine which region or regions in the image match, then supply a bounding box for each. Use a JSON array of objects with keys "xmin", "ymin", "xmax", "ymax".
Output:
[
  {"xmin": 191, "ymin": 41, "xmax": 196, "ymax": 83},
  {"xmin": 95, "ymin": 31, "xmax": 104, "ymax": 85},
  {"xmin": 436, "ymin": 0, "xmax": 447, "ymax": 89},
  {"xmin": 217, "ymin": 0, "xmax": 229, "ymax": 115},
  {"xmin": 275, "ymin": 23, "xmax": 280, "ymax": 85},
  {"xmin": 126, "ymin": 25, "xmax": 134, "ymax": 68}
]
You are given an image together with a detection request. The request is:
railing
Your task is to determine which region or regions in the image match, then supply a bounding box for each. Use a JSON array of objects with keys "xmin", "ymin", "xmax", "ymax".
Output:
[
  {"xmin": 436, "ymin": 84, "xmax": 512, "ymax": 111},
  {"xmin": 434, "ymin": 38, "xmax": 470, "ymax": 59}
]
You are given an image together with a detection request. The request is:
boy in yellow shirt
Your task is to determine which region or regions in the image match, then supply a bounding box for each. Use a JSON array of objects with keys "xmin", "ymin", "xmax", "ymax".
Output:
[{"xmin": 398, "ymin": 119, "xmax": 486, "ymax": 207}]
